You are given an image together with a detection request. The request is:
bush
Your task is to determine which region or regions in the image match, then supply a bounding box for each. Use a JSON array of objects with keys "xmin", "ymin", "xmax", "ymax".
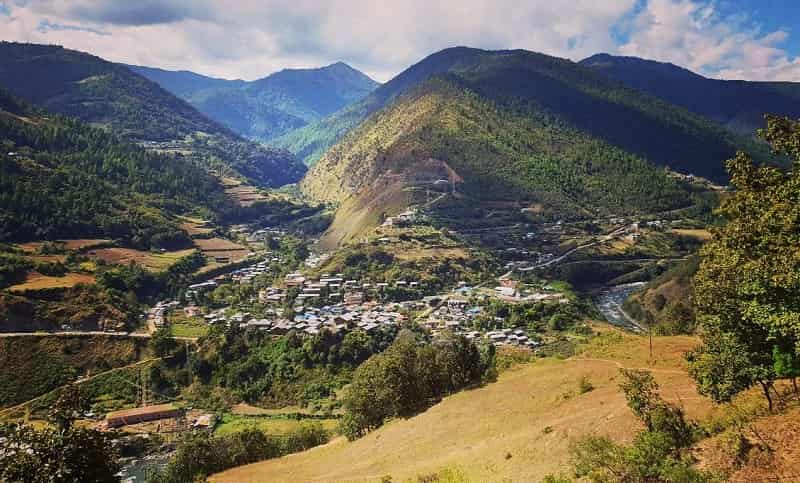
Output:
[
  {"xmin": 578, "ymin": 376, "xmax": 594, "ymax": 394},
  {"xmin": 149, "ymin": 424, "xmax": 329, "ymax": 483},
  {"xmin": 341, "ymin": 331, "xmax": 495, "ymax": 440}
]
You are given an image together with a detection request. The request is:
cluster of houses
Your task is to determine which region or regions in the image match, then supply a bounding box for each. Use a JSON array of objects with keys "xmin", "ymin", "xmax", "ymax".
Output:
[
  {"xmin": 228, "ymin": 256, "xmax": 280, "ymax": 284},
  {"xmin": 304, "ymin": 252, "xmax": 331, "ymax": 268},
  {"xmin": 501, "ymin": 248, "xmax": 556, "ymax": 272},
  {"xmin": 421, "ymin": 298, "xmax": 541, "ymax": 349},
  {"xmin": 146, "ymin": 300, "xmax": 181, "ymax": 329},
  {"xmin": 240, "ymin": 227, "xmax": 286, "ymax": 243},
  {"xmin": 184, "ymin": 255, "xmax": 284, "ymax": 300},
  {"xmin": 381, "ymin": 209, "xmax": 419, "ymax": 227},
  {"xmin": 282, "ymin": 272, "xmax": 421, "ymax": 306},
  {"xmin": 239, "ymin": 301, "xmax": 417, "ymax": 336}
]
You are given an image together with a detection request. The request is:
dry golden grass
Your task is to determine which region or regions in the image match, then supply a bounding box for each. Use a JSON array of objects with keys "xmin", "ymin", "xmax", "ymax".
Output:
[
  {"xmin": 671, "ymin": 228, "xmax": 713, "ymax": 241},
  {"xmin": 86, "ymin": 248, "xmax": 196, "ymax": 271},
  {"xmin": 17, "ymin": 239, "xmax": 110, "ymax": 253},
  {"xmin": 211, "ymin": 328, "xmax": 711, "ymax": 483},
  {"xmin": 194, "ymin": 238, "xmax": 246, "ymax": 251},
  {"xmin": 318, "ymin": 177, "xmax": 411, "ymax": 250},
  {"xmin": 8, "ymin": 272, "xmax": 95, "ymax": 291}
]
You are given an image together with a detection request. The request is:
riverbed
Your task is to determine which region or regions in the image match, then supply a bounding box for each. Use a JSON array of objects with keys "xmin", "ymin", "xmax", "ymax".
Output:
[{"xmin": 594, "ymin": 282, "xmax": 645, "ymax": 333}]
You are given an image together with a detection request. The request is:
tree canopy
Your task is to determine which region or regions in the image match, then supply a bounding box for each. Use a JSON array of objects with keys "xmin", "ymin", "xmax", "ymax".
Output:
[{"xmin": 688, "ymin": 115, "xmax": 800, "ymax": 409}]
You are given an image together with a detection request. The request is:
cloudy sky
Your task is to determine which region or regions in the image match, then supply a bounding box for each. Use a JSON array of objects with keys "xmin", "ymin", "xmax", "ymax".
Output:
[{"xmin": 1, "ymin": 0, "xmax": 799, "ymax": 82}]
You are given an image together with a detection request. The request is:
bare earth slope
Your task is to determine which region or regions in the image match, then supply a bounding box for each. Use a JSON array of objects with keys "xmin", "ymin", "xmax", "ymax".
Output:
[{"xmin": 211, "ymin": 329, "xmax": 709, "ymax": 483}]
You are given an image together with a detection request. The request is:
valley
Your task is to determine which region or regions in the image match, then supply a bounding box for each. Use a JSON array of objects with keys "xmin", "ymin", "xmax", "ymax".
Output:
[{"xmin": 1, "ymin": 33, "xmax": 799, "ymax": 483}]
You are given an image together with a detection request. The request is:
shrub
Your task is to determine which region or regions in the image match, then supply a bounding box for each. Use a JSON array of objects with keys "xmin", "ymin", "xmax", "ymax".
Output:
[{"xmin": 578, "ymin": 376, "xmax": 594, "ymax": 394}]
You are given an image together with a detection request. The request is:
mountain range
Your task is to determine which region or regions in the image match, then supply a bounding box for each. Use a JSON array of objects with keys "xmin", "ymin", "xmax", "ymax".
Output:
[
  {"xmin": 128, "ymin": 61, "xmax": 378, "ymax": 148},
  {"xmin": 0, "ymin": 41, "xmax": 305, "ymax": 187},
  {"xmin": 2, "ymin": 41, "xmax": 800, "ymax": 250},
  {"xmin": 298, "ymin": 47, "xmax": 787, "ymax": 246},
  {"xmin": 580, "ymin": 53, "xmax": 800, "ymax": 136}
]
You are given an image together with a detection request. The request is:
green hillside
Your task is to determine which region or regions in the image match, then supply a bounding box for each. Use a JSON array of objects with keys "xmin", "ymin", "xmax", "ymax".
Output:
[
  {"xmin": 580, "ymin": 53, "xmax": 800, "ymax": 136},
  {"xmin": 130, "ymin": 62, "xmax": 378, "ymax": 145},
  {"xmin": 0, "ymin": 90, "xmax": 229, "ymax": 249},
  {"xmin": 279, "ymin": 47, "xmax": 771, "ymax": 177},
  {"xmin": 0, "ymin": 42, "xmax": 305, "ymax": 187},
  {"xmin": 302, "ymin": 77, "xmax": 696, "ymax": 244}
]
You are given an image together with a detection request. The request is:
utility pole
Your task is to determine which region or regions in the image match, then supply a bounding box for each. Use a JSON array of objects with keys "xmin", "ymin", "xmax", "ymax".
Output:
[{"xmin": 185, "ymin": 340, "xmax": 192, "ymax": 384}]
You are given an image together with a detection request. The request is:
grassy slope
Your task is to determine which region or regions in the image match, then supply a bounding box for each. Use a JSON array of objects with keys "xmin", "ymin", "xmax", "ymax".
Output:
[{"xmin": 211, "ymin": 327, "xmax": 711, "ymax": 483}]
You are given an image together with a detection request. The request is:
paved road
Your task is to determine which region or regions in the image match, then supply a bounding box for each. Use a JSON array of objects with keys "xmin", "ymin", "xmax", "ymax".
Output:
[{"xmin": 525, "ymin": 225, "xmax": 629, "ymax": 270}]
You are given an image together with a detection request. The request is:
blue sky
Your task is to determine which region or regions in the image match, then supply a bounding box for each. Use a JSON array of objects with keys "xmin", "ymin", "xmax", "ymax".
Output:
[
  {"xmin": 1, "ymin": 0, "xmax": 798, "ymax": 82},
  {"xmin": 717, "ymin": 0, "xmax": 800, "ymax": 53}
]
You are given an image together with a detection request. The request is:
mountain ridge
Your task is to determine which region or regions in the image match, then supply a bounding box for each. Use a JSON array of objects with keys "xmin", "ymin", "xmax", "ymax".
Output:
[
  {"xmin": 580, "ymin": 52, "xmax": 800, "ymax": 136},
  {"xmin": 129, "ymin": 60, "xmax": 379, "ymax": 145},
  {"xmin": 0, "ymin": 41, "xmax": 306, "ymax": 187},
  {"xmin": 298, "ymin": 46, "xmax": 784, "ymax": 247}
]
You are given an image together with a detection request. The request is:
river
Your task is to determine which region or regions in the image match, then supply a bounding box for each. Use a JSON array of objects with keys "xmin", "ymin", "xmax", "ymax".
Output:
[
  {"xmin": 116, "ymin": 452, "xmax": 172, "ymax": 482},
  {"xmin": 594, "ymin": 282, "xmax": 645, "ymax": 333}
]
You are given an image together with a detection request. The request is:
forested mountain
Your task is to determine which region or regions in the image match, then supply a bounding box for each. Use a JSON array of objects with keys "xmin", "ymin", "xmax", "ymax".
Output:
[
  {"xmin": 277, "ymin": 47, "xmax": 771, "ymax": 173},
  {"xmin": 0, "ymin": 42, "xmax": 306, "ymax": 187},
  {"xmin": 580, "ymin": 53, "xmax": 800, "ymax": 136},
  {"xmin": 301, "ymin": 47, "xmax": 785, "ymax": 246},
  {"xmin": 0, "ymin": 90, "xmax": 229, "ymax": 248},
  {"xmin": 129, "ymin": 62, "xmax": 378, "ymax": 146}
]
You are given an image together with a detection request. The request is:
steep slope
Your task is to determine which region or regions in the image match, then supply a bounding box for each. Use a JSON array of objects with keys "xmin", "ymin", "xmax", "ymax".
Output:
[
  {"xmin": 278, "ymin": 47, "xmax": 770, "ymax": 172},
  {"xmin": 0, "ymin": 42, "xmax": 305, "ymax": 187},
  {"xmin": 129, "ymin": 62, "xmax": 378, "ymax": 144},
  {"xmin": 211, "ymin": 330, "xmax": 709, "ymax": 482},
  {"xmin": 0, "ymin": 89, "xmax": 229, "ymax": 249},
  {"xmin": 580, "ymin": 53, "xmax": 800, "ymax": 136},
  {"xmin": 300, "ymin": 48, "xmax": 781, "ymax": 246},
  {"xmin": 303, "ymin": 77, "xmax": 691, "ymax": 209}
]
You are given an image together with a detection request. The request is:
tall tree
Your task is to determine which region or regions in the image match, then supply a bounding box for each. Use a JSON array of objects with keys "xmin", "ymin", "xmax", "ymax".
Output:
[{"xmin": 688, "ymin": 115, "xmax": 800, "ymax": 410}]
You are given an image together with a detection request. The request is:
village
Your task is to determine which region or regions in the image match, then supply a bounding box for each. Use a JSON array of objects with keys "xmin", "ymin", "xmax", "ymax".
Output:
[{"xmin": 146, "ymin": 242, "xmax": 575, "ymax": 350}]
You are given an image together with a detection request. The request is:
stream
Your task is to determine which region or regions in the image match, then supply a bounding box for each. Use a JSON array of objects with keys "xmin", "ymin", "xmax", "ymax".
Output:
[{"xmin": 594, "ymin": 282, "xmax": 645, "ymax": 333}]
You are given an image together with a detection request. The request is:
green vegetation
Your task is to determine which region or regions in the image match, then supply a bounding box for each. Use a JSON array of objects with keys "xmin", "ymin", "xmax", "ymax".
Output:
[
  {"xmin": 303, "ymin": 77, "xmax": 693, "ymax": 218},
  {"xmin": 293, "ymin": 46, "xmax": 775, "ymax": 181},
  {"xmin": 148, "ymin": 425, "xmax": 329, "ymax": 483},
  {"xmin": 0, "ymin": 387, "xmax": 119, "ymax": 483},
  {"xmin": 0, "ymin": 42, "xmax": 306, "ymax": 187},
  {"xmin": 131, "ymin": 62, "xmax": 378, "ymax": 144},
  {"xmin": 0, "ymin": 90, "xmax": 228, "ymax": 248},
  {"xmin": 581, "ymin": 53, "xmax": 800, "ymax": 137},
  {"xmin": 565, "ymin": 369, "xmax": 715, "ymax": 483},
  {"xmin": 687, "ymin": 116, "xmax": 800, "ymax": 411},
  {"xmin": 340, "ymin": 330, "xmax": 495, "ymax": 439},
  {"xmin": 192, "ymin": 326, "xmax": 396, "ymax": 409},
  {"xmin": 214, "ymin": 413, "xmax": 339, "ymax": 437},
  {"xmin": 0, "ymin": 335, "xmax": 148, "ymax": 407},
  {"xmin": 623, "ymin": 256, "xmax": 699, "ymax": 335}
]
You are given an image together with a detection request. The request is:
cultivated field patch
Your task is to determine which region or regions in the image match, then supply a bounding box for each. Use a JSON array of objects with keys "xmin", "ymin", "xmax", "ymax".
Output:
[
  {"xmin": 8, "ymin": 272, "xmax": 95, "ymax": 292},
  {"xmin": 86, "ymin": 247, "xmax": 197, "ymax": 271}
]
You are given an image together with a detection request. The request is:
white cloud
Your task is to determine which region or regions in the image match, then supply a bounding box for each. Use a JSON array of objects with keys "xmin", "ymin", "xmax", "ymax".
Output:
[
  {"xmin": 0, "ymin": 0, "xmax": 798, "ymax": 82},
  {"xmin": 618, "ymin": 0, "xmax": 800, "ymax": 81},
  {"xmin": 0, "ymin": 0, "xmax": 635, "ymax": 81}
]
